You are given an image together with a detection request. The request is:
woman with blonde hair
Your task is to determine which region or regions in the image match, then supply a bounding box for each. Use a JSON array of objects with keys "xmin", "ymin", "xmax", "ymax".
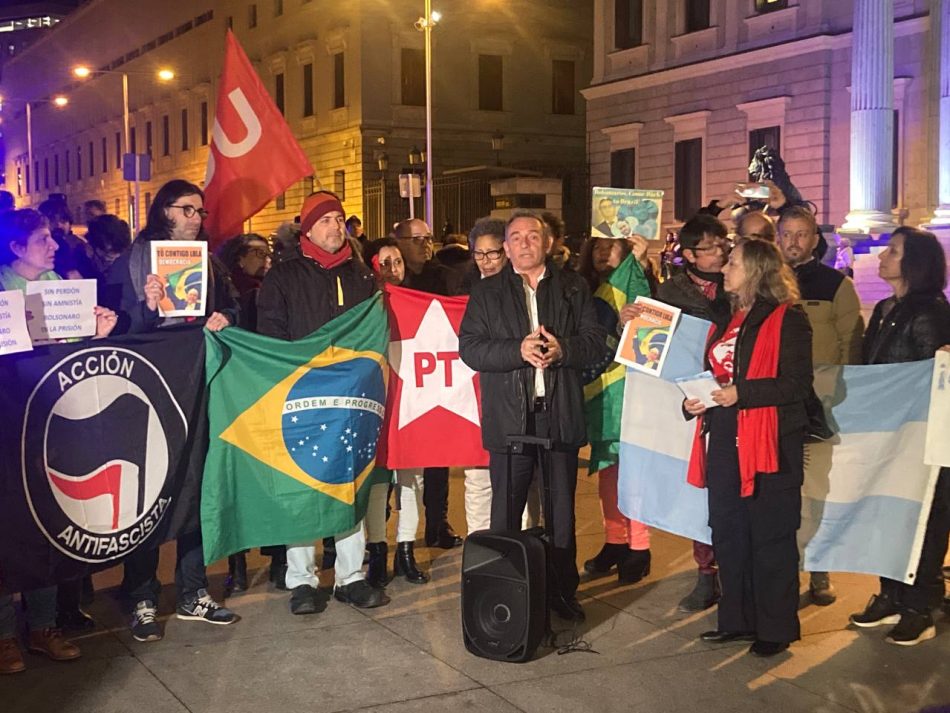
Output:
[{"xmin": 684, "ymin": 238, "xmax": 813, "ymax": 657}]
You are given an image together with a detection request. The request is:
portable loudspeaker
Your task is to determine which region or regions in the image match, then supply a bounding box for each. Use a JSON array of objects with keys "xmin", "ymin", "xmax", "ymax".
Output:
[{"xmin": 461, "ymin": 529, "xmax": 547, "ymax": 663}]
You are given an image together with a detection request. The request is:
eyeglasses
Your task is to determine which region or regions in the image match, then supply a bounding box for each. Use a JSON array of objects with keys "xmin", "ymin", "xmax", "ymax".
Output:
[
  {"xmin": 399, "ymin": 233, "xmax": 432, "ymax": 243},
  {"xmin": 380, "ymin": 257, "xmax": 404, "ymax": 269},
  {"xmin": 473, "ymin": 248, "xmax": 504, "ymax": 262},
  {"xmin": 168, "ymin": 204, "xmax": 209, "ymax": 219},
  {"xmin": 246, "ymin": 247, "xmax": 272, "ymax": 259}
]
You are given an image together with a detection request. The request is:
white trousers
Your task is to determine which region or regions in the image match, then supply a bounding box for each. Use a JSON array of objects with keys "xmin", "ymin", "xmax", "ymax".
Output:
[
  {"xmin": 285, "ymin": 522, "xmax": 365, "ymax": 589},
  {"xmin": 364, "ymin": 470, "xmax": 425, "ymax": 544},
  {"xmin": 464, "ymin": 467, "xmax": 541, "ymax": 535}
]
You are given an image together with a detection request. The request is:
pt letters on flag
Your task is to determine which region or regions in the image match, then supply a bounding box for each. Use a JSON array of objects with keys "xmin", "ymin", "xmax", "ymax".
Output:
[
  {"xmin": 378, "ymin": 284, "xmax": 488, "ymax": 469},
  {"xmin": 202, "ymin": 30, "xmax": 313, "ymax": 245},
  {"xmin": 201, "ymin": 295, "xmax": 390, "ymax": 563},
  {"xmin": 0, "ymin": 328, "xmax": 207, "ymax": 590}
]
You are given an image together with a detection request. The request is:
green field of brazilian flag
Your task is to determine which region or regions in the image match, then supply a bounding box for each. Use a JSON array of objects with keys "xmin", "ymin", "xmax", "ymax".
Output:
[{"xmin": 201, "ymin": 295, "xmax": 391, "ymax": 563}]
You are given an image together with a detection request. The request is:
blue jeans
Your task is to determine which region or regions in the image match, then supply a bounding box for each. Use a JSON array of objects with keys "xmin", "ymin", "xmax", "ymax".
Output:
[{"xmin": 0, "ymin": 586, "xmax": 57, "ymax": 638}]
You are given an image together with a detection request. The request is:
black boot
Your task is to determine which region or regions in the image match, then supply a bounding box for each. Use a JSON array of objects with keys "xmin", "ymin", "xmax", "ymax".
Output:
[
  {"xmin": 583, "ymin": 543, "xmax": 629, "ymax": 577},
  {"xmin": 618, "ymin": 548, "xmax": 651, "ymax": 584},
  {"xmin": 393, "ymin": 542, "xmax": 429, "ymax": 584},
  {"xmin": 366, "ymin": 542, "xmax": 391, "ymax": 588},
  {"xmin": 226, "ymin": 552, "xmax": 248, "ymax": 593},
  {"xmin": 269, "ymin": 551, "xmax": 288, "ymax": 591}
]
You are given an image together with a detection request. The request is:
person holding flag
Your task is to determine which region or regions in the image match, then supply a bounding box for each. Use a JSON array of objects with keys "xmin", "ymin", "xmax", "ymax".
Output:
[
  {"xmin": 257, "ymin": 190, "xmax": 389, "ymax": 614},
  {"xmin": 578, "ymin": 234, "xmax": 654, "ymax": 584}
]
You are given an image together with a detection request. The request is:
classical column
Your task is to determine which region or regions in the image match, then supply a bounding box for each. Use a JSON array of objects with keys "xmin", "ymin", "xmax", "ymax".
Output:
[
  {"xmin": 928, "ymin": 0, "xmax": 950, "ymax": 225},
  {"xmin": 842, "ymin": 0, "xmax": 898, "ymax": 232}
]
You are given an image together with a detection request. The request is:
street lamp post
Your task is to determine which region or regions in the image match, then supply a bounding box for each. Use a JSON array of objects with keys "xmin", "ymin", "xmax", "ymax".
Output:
[
  {"xmin": 2, "ymin": 94, "xmax": 69, "ymax": 201},
  {"xmin": 73, "ymin": 65, "xmax": 175, "ymax": 234},
  {"xmin": 415, "ymin": 5, "xmax": 440, "ymax": 227}
]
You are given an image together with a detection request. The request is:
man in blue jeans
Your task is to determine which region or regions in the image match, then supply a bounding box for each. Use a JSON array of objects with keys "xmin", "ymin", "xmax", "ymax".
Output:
[{"xmin": 0, "ymin": 586, "xmax": 81, "ymax": 674}]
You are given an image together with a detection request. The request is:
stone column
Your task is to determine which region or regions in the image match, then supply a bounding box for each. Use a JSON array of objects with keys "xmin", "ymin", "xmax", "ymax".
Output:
[
  {"xmin": 842, "ymin": 0, "xmax": 898, "ymax": 232},
  {"xmin": 928, "ymin": 0, "xmax": 950, "ymax": 225}
]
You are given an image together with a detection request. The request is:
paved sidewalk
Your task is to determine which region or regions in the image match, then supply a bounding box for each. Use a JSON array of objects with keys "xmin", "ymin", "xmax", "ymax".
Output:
[{"xmin": 2, "ymin": 470, "xmax": 948, "ymax": 713}]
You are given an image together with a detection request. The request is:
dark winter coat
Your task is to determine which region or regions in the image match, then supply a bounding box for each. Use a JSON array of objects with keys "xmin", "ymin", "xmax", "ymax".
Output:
[{"xmin": 863, "ymin": 292, "xmax": 950, "ymax": 365}]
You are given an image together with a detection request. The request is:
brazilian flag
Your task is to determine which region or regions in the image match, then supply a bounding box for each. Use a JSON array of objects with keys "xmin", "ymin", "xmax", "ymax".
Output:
[
  {"xmin": 201, "ymin": 294, "xmax": 391, "ymax": 563},
  {"xmin": 584, "ymin": 253, "xmax": 651, "ymax": 474},
  {"xmin": 166, "ymin": 262, "xmax": 204, "ymax": 310}
]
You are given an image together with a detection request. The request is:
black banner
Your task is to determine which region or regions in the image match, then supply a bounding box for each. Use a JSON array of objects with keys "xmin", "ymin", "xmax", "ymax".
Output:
[{"xmin": 0, "ymin": 327, "xmax": 207, "ymax": 590}]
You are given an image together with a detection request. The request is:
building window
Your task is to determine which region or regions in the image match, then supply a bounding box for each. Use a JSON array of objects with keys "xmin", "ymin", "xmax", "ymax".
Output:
[
  {"xmin": 64, "ymin": 151, "xmax": 70, "ymax": 184},
  {"xmin": 615, "ymin": 0, "xmax": 644, "ymax": 49},
  {"xmin": 334, "ymin": 170, "xmax": 345, "ymax": 200},
  {"xmin": 17, "ymin": 165, "xmax": 22, "ymax": 196},
  {"xmin": 478, "ymin": 54, "xmax": 503, "ymax": 112},
  {"xmin": 276, "ymin": 192, "xmax": 286, "ymax": 210},
  {"xmin": 72, "ymin": 151, "xmax": 77, "ymax": 183},
  {"xmin": 401, "ymin": 48, "xmax": 425, "ymax": 106},
  {"xmin": 247, "ymin": 3, "xmax": 257, "ymax": 29},
  {"xmin": 115, "ymin": 132, "xmax": 122, "ymax": 168},
  {"xmin": 226, "ymin": 15, "xmax": 233, "ymax": 29},
  {"xmin": 748, "ymin": 125, "xmax": 780, "ymax": 176},
  {"xmin": 275, "ymin": 73, "xmax": 285, "ymax": 115},
  {"xmin": 302, "ymin": 63, "xmax": 314, "ymax": 116},
  {"xmin": 674, "ymin": 138, "xmax": 703, "ymax": 221},
  {"xmin": 162, "ymin": 115, "xmax": 170, "ymax": 156},
  {"xmin": 610, "ymin": 148, "xmax": 636, "ymax": 189},
  {"xmin": 181, "ymin": 109, "xmax": 189, "ymax": 151},
  {"xmin": 54, "ymin": 154, "xmax": 59, "ymax": 187},
  {"xmin": 333, "ymin": 52, "xmax": 345, "ymax": 109},
  {"xmin": 115, "ymin": 198, "xmax": 120, "ymax": 215},
  {"xmin": 274, "ymin": 0, "xmax": 283, "ymax": 16},
  {"xmin": 130, "ymin": 126, "xmax": 137, "ymax": 154},
  {"xmin": 551, "ymin": 59, "xmax": 575, "ymax": 115},
  {"xmin": 200, "ymin": 102, "xmax": 209, "ymax": 145},
  {"xmin": 101, "ymin": 136, "xmax": 107, "ymax": 173},
  {"xmin": 685, "ymin": 0, "xmax": 711, "ymax": 33},
  {"xmin": 755, "ymin": 0, "xmax": 788, "ymax": 12},
  {"xmin": 145, "ymin": 192, "xmax": 152, "ymax": 214},
  {"xmin": 145, "ymin": 120, "xmax": 153, "ymax": 158},
  {"xmin": 892, "ymin": 109, "xmax": 900, "ymax": 209},
  {"xmin": 88, "ymin": 142, "xmax": 94, "ymax": 177},
  {"xmin": 43, "ymin": 158, "xmax": 49, "ymax": 190}
]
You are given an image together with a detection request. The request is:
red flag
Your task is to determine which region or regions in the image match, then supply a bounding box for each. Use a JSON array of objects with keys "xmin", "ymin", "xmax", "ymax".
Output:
[
  {"xmin": 203, "ymin": 30, "xmax": 312, "ymax": 245},
  {"xmin": 378, "ymin": 284, "xmax": 489, "ymax": 469}
]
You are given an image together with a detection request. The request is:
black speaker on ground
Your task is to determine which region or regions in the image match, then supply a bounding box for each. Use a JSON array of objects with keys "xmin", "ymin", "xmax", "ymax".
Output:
[{"xmin": 461, "ymin": 529, "xmax": 547, "ymax": 663}]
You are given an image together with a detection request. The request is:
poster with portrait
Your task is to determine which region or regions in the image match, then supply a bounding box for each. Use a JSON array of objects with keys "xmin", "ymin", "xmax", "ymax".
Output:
[
  {"xmin": 615, "ymin": 296, "xmax": 681, "ymax": 376},
  {"xmin": 150, "ymin": 241, "xmax": 208, "ymax": 317},
  {"xmin": 591, "ymin": 187, "xmax": 664, "ymax": 240}
]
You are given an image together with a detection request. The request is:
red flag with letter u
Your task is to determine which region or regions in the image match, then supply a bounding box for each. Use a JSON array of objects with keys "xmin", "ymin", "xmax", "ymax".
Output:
[
  {"xmin": 378, "ymin": 284, "xmax": 489, "ymax": 469},
  {"xmin": 203, "ymin": 30, "xmax": 312, "ymax": 246}
]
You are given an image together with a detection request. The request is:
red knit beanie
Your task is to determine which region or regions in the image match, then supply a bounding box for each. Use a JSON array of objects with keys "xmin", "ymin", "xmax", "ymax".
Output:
[{"xmin": 299, "ymin": 192, "xmax": 344, "ymax": 238}]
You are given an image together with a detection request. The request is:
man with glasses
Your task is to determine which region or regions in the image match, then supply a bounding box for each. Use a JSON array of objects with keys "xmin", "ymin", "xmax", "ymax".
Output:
[
  {"xmin": 647, "ymin": 213, "xmax": 733, "ymax": 613},
  {"xmin": 393, "ymin": 218, "xmax": 466, "ymax": 548},
  {"xmin": 776, "ymin": 205, "xmax": 864, "ymax": 607},
  {"xmin": 460, "ymin": 210, "xmax": 607, "ymax": 621}
]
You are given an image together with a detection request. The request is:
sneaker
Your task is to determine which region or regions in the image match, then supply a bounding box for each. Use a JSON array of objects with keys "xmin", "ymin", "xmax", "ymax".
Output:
[
  {"xmin": 26, "ymin": 629, "xmax": 81, "ymax": 661},
  {"xmin": 176, "ymin": 589, "xmax": 237, "ymax": 625},
  {"xmin": 130, "ymin": 600, "xmax": 163, "ymax": 642},
  {"xmin": 850, "ymin": 593, "xmax": 901, "ymax": 628},
  {"xmin": 0, "ymin": 638, "xmax": 25, "ymax": 675},
  {"xmin": 809, "ymin": 572, "xmax": 837, "ymax": 606},
  {"xmin": 885, "ymin": 609, "xmax": 936, "ymax": 646},
  {"xmin": 678, "ymin": 572, "xmax": 721, "ymax": 613},
  {"xmin": 333, "ymin": 579, "xmax": 390, "ymax": 609}
]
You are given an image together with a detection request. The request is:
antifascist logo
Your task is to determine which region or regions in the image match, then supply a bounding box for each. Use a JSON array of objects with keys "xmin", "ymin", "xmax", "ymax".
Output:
[{"xmin": 21, "ymin": 347, "xmax": 187, "ymax": 563}]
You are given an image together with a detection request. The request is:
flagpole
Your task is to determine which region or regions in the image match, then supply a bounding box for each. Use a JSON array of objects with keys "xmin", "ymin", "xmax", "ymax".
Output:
[{"xmin": 424, "ymin": 0, "xmax": 434, "ymax": 227}]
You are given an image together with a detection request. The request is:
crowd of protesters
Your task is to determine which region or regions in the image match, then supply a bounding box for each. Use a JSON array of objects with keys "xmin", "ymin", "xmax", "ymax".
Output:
[{"xmin": 0, "ymin": 168, "xmax": 948, "ymax": 675}]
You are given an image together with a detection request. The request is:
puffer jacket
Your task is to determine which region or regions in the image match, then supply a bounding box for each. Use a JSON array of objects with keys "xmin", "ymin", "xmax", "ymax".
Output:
[
  {"xmin": 863, "ymin": 292, "xmax": 950, "ymax": 365},
  {"xmin": 459, "ymin": 262, "xmax": 608, "ymax": 452}
]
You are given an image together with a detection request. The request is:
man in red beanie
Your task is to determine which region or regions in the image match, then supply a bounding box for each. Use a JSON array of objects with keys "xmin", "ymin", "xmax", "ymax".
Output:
[{"xmin": 257, "ymin": 190, "xmax": 389, "ymax": 614}]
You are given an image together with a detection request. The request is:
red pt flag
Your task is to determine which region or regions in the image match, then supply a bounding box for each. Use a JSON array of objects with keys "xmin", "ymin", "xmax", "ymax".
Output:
[
  {"xmin": 379, "ymin": 284, "xmax": 489, "ymax": 469},
  {"xmin": 203, "ymin": 30, "xmax": 312, "ymax": 246}
]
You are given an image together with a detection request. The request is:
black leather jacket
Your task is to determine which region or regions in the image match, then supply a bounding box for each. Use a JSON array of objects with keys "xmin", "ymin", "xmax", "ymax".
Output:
[
  {"xmin": 863, "ymin": 292, "xmax": 950, "ymax": 365},
  {"xmin": 459, "ymin": 262, "xmax": 608, "ymax": 452}
]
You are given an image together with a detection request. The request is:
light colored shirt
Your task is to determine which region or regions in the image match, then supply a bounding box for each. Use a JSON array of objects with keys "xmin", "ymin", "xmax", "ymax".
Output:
[{"xmin": 519, "ymin": 269, "xmax": 547, "ymax": 399}]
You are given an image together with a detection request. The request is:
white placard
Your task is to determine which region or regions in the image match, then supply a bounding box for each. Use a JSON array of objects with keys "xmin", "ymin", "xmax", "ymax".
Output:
[
  {"xmin": 24, "ymin": 279, "xmax": 97, "ymax": 342},
  {"xmin": 673, "ymin": 370, "xmax": 721, "ymax": 408},
  {"xmin": 0, "ymin": 290, "xmax": 34, "ymax": 355}
]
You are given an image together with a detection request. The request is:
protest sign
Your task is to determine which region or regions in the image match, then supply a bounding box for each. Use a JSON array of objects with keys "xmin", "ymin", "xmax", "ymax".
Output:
[
  {"xmin": 615, "ymin": 296, "xmax": 681, "ymax": 376},
  {"xmin": 24, "ymin": 279, "xmax": 97, "ymax": 342},
  {"xmin": 150, "ymin": 241, "xmax": 208, "ymax": 317},
  {"xmin": 0, "ymin": 290, "xmax": 33, "ymax": 355},
  {"xmin": 591, "ymin": 187, "xmax": 664, "ymax": 240}
]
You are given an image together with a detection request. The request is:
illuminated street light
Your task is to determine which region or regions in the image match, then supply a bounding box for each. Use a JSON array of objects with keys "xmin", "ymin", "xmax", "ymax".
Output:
[
  {"xmin": 72, "ymin": 65, "xmax": 91, "ymax": 78},
  {"xmin": 157, "ymin": 69, "xmax": 175, "ymax": 82},
  {"xmin": 52, "ymin": 95, "xmax": 69, "ymax": 108},
  {"xmin": 0, "ymin": 94, "xmax": 71, "ymax": 199}
]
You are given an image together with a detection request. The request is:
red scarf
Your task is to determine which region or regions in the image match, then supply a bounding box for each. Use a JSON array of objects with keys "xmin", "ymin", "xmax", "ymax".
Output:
[
  {"xmin": 687, "ymin": 303, "xmax": 788, "ymax": 498},
  {"xmin": 299, "ymin": 236, "xmax": 352, "ymax": 269}
]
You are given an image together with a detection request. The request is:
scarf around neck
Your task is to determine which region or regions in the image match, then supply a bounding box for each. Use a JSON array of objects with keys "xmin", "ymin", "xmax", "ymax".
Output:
[{"xmin": 299, "ymin": 236, "xmax": 352, "ymax": 270}]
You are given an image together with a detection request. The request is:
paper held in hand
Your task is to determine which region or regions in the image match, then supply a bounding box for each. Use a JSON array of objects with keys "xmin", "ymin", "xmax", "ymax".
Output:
[
  {"xmin": 591, "ymin": 186, "xmax": 665, "ymax": 240},
  {"xmin": 150, "ymin": 241, "xmax": 208, "ymax": 318},
  {"xmin": 0, "ymin": 290, "xmax": 33, "ymax": 355},
  {"xmin": 24, "ymin": 279, "xmax": 97, "ymax": 343},
  {"xmin": 674, "ymin": 370, "xmax": 721, "ymax": 408},
  {"xmin": 614, "ymin": 296, "xmax": 682, "ymax": 377}
]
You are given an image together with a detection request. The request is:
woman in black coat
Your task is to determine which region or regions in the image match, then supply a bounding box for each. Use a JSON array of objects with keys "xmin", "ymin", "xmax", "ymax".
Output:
[
  {"xmin": 684, "ymin": 238, "xmax": 813, "ymax": 658},
  {"xmin": 850, "ymin": 227, "xmax": 950, "ymax": 646}
]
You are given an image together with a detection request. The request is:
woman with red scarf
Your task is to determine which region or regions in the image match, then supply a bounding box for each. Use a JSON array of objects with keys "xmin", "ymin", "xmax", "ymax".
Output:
[{"xmin": 684, "ymin": 238, "xmax": 813, "ymax": 658}]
